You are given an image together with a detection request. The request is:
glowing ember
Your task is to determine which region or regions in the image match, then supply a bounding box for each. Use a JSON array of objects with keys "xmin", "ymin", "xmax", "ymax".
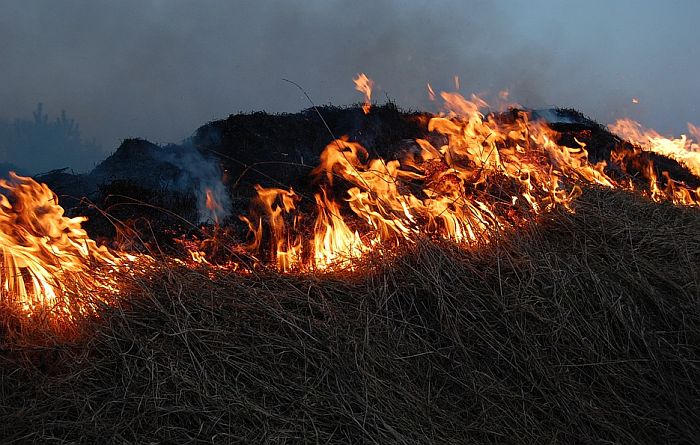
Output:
[{"xmin": 354, "ymin": 73, "xmax": 374, "ymax": 114}]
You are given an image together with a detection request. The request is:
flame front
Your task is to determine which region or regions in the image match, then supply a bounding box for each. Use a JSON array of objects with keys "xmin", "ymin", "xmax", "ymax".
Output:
[
  {"xmin": 242, "ymin": 84, "xmax": 699, "ymax": 272},
  {"xmin": 5, "ymin": 75, "xmax": 700, "ymax": 327},
  {"xmin": 0, "ymin": 173, "xmax": 128, "ymax": 317},
  {"xmin": 611, "ymin": 118, "xmax": 700, "ymax": 178}
]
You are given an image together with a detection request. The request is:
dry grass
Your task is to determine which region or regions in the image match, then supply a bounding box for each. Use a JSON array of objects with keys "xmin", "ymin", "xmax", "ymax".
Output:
[{"xmin": 1, "ymin": 187, "xmax": 700, "ymax": 444}]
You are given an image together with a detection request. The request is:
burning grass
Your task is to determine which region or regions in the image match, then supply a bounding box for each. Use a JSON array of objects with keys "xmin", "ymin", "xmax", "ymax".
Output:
[
  {"xmin": 1, "ymin": 187, "xmax": 699, "ymax": 443},
  {"xmin": 0, "ymin": 173, "xmax": 145, "ymax": 326},
  {"xmin": 1, "ymin": 75, "xmax": 700, "ymax": 441}
]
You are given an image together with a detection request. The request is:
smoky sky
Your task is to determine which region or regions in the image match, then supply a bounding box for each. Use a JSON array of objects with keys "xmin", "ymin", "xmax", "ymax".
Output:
[{"xmin": 0, "ymin": 0, "xmax": 698, "ymax": 172}]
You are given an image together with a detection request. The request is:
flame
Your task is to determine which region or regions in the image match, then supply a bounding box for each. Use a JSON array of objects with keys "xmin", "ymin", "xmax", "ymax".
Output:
[
  {"xmin": 239, "ymin": 185, "xmax": 302, "ymax": 272},
  {"xmin": 427, "ymin": 83, "xmax": 436, "ymax": 101},
  {"xmin": 6, "ymin": 76, "xmax": 700, "ymax": 329},
  {"xmin": 610, "ymin": 118, "xmax": 700, "ymax": 178},
  {"xmin": 0, "ymin": 173, "xmax": 133, "ymax": 318},
  {"xmin": 205, "ymin": 187, "xmax": 223, "ymax": 224},
  {"xmin": 189, "ymin": 249, "xmax": 209, "ymax": 264},
  {"xmin": 354, "ymin": 73, "xmax": 374, "ymax": 114},
  {"xmin": 241, "ymin": 88, "xmax": 699, "ymax": 272}
]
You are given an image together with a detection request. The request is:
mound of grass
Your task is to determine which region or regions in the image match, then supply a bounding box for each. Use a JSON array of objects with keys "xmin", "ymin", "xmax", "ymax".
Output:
[{"xmin": 1, "ymin": 188, "xmax": 699, "ymax": 443}]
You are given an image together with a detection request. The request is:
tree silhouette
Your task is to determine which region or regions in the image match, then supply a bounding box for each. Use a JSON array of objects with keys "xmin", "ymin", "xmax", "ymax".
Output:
[{"xmin": 0, "ymin": 103, "xmax": 102, "ymax": 175}]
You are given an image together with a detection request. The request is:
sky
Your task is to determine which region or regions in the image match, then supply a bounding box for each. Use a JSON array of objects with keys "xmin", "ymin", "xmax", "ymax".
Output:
[{"xmin": 0, "ymin": 0, "xmax": 698, "ymax": 171}]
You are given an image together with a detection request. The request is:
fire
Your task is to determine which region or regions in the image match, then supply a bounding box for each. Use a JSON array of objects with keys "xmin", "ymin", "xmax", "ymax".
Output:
[
  {"xmin": 0, "ymin": 173, "xmax": 134, "ymax": 318},
  {"xmin": 610, "ymin": 118, "xmax": 700, "ymax": 178},
  {"xmin": 241, "ymin": 80, "xmax": 700, "ymax": 272},
  {"xmin": 205, "ymin": 187, "xmax": 223, "ymax": 224},
  {"xmin": 5, "ymin": 74, "xmax": 700, "ymax": 329},
  {"xmin": 354, "ymin": 73, "xmax": 374, "ymax": 114},
  {"xmin": 427, "ymin": 83, "xmax": 436, "ymax": 101}
]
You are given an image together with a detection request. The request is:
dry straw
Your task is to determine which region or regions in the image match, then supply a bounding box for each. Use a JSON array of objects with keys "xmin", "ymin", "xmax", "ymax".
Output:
[{"xmin": 1, "ymin": 187, "xmax": 699, "ymax": 443}]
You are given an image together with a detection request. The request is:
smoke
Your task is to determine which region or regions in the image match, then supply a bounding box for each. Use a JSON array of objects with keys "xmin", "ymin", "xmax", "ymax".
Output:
[
  {"xmin": 160, "ymin": 144, "xmax": 231, "ymax": 224},
  {"xmin": 0, "ymin": 0, "xmax": 698, "ymax": 172}
]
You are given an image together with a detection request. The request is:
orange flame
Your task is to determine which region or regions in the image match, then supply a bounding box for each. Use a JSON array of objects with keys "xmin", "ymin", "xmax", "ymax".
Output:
[
  {"xmin": 0, "ymin": 173, "xmax": 132, "ymax": 318},
  {"xmin": 205, "ymin": 188, "xmax": 223, "ymax": 224},
  {"xmin": 610, "ymin": 118, "xmax": 700, "ymax": 178},
  {"xmin": 6, "ymin": 75, "xmax": 700, "ymax": 326},
  {"xmin": 354, "ymin": 73, "xmax": 374, "ymax": 114},
  {"xmin": 241, "ymin": 88, "xmax": 697, "ymax": 272},
  {"xmin": 240, "ymin": 185, "xmax": 302, "ymax": 272}
]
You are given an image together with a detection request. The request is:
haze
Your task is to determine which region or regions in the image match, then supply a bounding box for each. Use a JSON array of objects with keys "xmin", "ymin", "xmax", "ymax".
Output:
[{"xmin": 1, "ymin": 0, "xmax": 698, "ymax": 173}]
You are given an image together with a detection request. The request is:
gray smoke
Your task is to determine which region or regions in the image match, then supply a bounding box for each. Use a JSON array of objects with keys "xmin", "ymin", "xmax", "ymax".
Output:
[
  {"xmin": 160, "ymin": 145, "xmax": 231, "ymax": 224},
  {"xmin": 0, "ymin": 0, "xmax": 698, "ymax": 173}
]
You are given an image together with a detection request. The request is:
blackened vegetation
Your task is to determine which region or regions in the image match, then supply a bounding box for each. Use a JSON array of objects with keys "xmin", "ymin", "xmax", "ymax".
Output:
[
  {"xmin": 1, "ymin": 189, "xmax": 699, "ymax": 443},
  {"xmin": 51, "ymin": 104, "xmax": 700, "ymax": 212},
  {"xmin": 190, "ymin": 103, "xmax": 429, "ymax": 197},
  {"xmin": 86, "ymin": 180, "xmax": 198, "ymax": 252}
]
